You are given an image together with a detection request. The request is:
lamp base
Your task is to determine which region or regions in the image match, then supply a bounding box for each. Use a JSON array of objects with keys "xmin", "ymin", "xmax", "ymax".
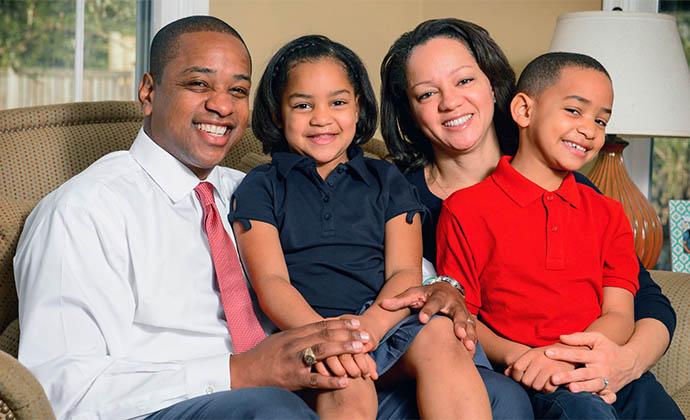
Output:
[{"xmin": 587, "ymin": 136, "xmax": 662, "ymax": 268}]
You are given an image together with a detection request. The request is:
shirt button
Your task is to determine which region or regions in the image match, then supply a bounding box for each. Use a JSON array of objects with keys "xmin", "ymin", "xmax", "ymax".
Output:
[
  {"xmin": 327, "ymin": 180, "xmax": 334, "ymax": 186},
  {"xmin": 205, "ymin": 385, "xmax": 215, "ymax": 394},
  {"xmin": 323, "ymin": 195, "xmax": 330, "ymax": 203},
  {"xmin": 324, "ymin": 213, "xmax": 332, "ymax": 220},
  {"xmin": 551, "ymin": 225, "xmax": 558, "ymax": 232},
  {"xmin": 337, "ymin": 167, "xmax": 345, "ymax": 174},
  {"xmin": 546, "ymin": 195, "xmax": 554, "ymax": 201}
]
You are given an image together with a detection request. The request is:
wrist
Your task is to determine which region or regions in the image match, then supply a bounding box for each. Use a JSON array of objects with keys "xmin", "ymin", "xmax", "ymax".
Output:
[
  {"xmin": 423, "ymin": 275, "xmax": 465, "ymax": 297},
  {"xmin": 229, "ymin": 352, "xmax": 255, "ymax": 389}
]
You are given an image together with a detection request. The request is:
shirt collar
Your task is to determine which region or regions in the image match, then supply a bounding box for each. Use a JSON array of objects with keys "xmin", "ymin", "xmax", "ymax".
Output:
[
  {"xmin": 130, "ymin": 128, "xmax": 224, "ymax": 203},
  {"xmin": 272, "ymin": 146, "xmax": 372, "ymax": 186},
  {"xmin": 491, "ymin": 156, "xmax": 581, "ymax": 208}
]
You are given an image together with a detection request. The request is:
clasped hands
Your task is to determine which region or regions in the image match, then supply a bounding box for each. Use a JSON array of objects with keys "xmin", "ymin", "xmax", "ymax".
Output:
[{"xmin": 506, "ymin": 334, "xmax": 624, "ymax": 404}]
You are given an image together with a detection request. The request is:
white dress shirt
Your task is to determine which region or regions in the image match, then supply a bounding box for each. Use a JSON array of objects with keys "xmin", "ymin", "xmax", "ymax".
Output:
[{"xmin": 14, "ymin": 129, "xmax": 247, "ymax": 419}]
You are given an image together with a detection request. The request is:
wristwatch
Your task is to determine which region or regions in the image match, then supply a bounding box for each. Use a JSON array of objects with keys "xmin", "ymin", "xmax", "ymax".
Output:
[{"xmin": 422, "ymin": 275, "xmax": 465, "ymax": 297}]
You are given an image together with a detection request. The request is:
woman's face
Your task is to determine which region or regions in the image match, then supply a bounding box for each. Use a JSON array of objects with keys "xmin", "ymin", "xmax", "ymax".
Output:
[{"xmin": 405, "ymin": 37, "xmax": 497, "ymax": 155}]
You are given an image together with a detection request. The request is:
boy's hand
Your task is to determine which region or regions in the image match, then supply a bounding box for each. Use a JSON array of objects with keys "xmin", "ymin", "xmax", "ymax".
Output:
[
  {"xmin": 316, "ymin": 353, "xmax": 379, "ymax": 380},
  {"xmin": 505, "ymin": 346, "xmax": 576, "ymax": 393}
]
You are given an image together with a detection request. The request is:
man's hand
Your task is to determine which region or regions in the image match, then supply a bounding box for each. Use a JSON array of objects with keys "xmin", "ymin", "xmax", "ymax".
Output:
[
  {"xmin": 505, "ymin": 346, "xmax": 576, "ymax": 393},
  {"xmin": 380, "ymin": 281, "xmax": 476, "ymax": 353},
  {"xmin": 229, "ymin": 319, "xmax": 370, "ymax": 390},
  {"xmin": 547, "ymin": 332, "xmax": 637, "ymax": 398}
]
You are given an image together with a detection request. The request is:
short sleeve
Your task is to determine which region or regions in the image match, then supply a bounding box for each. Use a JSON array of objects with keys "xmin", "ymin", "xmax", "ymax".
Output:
[
  {"xmin": 228, "ymin": 165, "xmax": 278, "ymax": 230},
  {"xmin": 436, "ymin": 202, "xmax": 481, "ymax": 314},
  {"xmin": 381, "ymin": 163, "xmax": 427, "ymax": 224},
  {"xmin": 602, "ymin": 201, "xmax": 640, "ymax": 296}
]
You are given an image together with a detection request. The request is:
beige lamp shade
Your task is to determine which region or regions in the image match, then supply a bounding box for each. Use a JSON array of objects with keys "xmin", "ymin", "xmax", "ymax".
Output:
[{"xmin": 549, "ymin": 11, "xmax": 690, "ymax": 138}]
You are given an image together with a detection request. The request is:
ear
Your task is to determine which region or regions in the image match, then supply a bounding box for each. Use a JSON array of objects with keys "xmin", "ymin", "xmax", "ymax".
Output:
[
  {"xmin": 355, "ymin": 94, "xmax": 360, "ymax": 119},
  {"xmin": 138, "ymin": 73, "xmax": 155, "ymax": 117},
  {"xmin": 510, "ymin": 92, "xmax": 534, "ymax": 128}
]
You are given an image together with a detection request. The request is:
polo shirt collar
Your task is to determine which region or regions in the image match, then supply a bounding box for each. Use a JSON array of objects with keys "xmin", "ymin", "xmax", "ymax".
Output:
[
  {"xmin": 272, "ymin": 146, "xmax": 372, "ymax": 186},
  {"xmin": 130, "ymin": 128, "xmax": 224, "ymax": 203},
  {"xmin": 492, "ymin": 156, "xmax": 581, "ymax": 208}
]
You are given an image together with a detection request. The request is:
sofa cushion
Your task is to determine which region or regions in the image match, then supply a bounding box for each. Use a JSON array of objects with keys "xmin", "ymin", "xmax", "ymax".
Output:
[{"xmin": 0, "ymin": 197, "xmax": 36, "ymax": 347}]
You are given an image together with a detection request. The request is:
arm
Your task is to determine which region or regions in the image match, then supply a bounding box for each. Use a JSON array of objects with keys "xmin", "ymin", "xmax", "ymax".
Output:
[
  {"xmin": 14, "ymin": 203, "xmax": 231, "ymax": 419},
  {"xmin": 360, "ymin": 213, "xmax": 422, "ymax": 345},
  {"xmin": 233, "ymin": 219, "xmax": 322, "ymax": 330},
  {"xmin": 584, "ymin": 287, "xmax": 635, "ymax": 345}
]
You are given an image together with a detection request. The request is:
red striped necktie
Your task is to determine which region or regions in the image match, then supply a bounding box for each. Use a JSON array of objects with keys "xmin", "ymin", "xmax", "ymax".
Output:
[{"xmin": 194, "ymin": 181, "xmax": 265, "ymax": 353}]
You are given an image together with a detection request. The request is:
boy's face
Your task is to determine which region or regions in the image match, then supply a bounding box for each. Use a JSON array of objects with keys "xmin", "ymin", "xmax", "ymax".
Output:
[{"xmin": 516, "ymin": 66, "xmax": 613, "ymax": 173}]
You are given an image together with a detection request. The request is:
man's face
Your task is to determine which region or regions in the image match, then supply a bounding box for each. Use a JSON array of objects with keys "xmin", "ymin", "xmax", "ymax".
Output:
[{"xmin": 139, "ymin": 31, "xmax": 251, "ymax": 179}]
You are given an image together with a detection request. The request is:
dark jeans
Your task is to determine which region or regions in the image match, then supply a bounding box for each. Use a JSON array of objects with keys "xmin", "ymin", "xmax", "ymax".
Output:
[
  {"xmin": 145, "ymin": 387, "xmax": 317, "ymax": 420},
  {"xmin": 530, "ymin": 372, "xmax": 683, "ymax": 420}
]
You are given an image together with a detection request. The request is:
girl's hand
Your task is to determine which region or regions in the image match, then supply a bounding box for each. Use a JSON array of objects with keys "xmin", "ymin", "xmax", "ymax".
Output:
[
  {"xmin": 505, "ymin": 346, "xmax": 576, "ymax": 393},
  {"xmin": 338, "ymin": 314, "xmax": 382, "ymax": 352}
]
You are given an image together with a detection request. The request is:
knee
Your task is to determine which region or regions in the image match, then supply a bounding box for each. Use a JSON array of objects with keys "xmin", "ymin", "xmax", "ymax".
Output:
[
  {"xmin": 532, "ymin": 389, "xmax": 616, "ymax": 420},
  {"xmin": 318, "ymin": 378, "xmax": 377, "ymax": 418},
  {"xmin": 414, "ymin": 316, "xmax": 462, "ymax": 349}
]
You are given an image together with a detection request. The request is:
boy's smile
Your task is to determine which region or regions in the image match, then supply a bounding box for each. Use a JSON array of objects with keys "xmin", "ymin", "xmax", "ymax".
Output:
[{"xmin": 512, "ymin": 66, "xmax": 613, "ymax": 189}]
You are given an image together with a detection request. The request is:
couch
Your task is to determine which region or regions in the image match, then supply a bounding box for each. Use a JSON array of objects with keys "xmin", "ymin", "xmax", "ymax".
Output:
[{"xmin": 0, "ymin": 101, "xmax": 688, "ymax": 418}]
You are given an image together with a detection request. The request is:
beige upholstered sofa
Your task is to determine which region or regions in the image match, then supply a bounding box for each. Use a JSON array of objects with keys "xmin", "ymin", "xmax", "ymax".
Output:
[{"xmin": 0, "ymin": 101, "xmax": 688, "ymax": 418}]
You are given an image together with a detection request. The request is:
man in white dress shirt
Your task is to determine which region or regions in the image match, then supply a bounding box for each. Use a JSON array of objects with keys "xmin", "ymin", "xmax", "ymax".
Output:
[{"xmin": 14, "ymin": 16, "xmax": 475, "ymax": 420}]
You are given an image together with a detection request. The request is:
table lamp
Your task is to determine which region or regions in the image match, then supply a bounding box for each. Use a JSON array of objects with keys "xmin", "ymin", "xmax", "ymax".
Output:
[{"xmin": 549, "ymin": 11, "xmax": 690, "ymax": 268}]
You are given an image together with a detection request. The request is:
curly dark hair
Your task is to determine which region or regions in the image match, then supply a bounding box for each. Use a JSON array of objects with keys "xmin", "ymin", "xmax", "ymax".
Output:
[
  {"xmin": 252, "ymin": 35, "xmax": 378, "ymax": 155},
  {"xmin": 380, "ymin": 18, "xmax": 517, "ymax": 172}
]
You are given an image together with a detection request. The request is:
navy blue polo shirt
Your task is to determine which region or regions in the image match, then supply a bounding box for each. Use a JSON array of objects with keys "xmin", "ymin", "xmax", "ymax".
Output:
[{"xmin": 230, "ymin": 147, "xmax": 426, "ymax": 318}]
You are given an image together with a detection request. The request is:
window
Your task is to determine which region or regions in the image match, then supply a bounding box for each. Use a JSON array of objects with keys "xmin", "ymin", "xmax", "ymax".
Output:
[{"xmin": 0, "ymin": 0, "xmax": 139, "ymax": 110}]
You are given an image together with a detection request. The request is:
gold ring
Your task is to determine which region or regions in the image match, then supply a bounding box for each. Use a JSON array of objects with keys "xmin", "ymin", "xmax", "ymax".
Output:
[
  {"xmin": 602, "ymin": 377, "xmax": 609, "ymax": 390},
  {"xmin": 302, "ymin": 346, "xmax": 317, "ymax": 366}
]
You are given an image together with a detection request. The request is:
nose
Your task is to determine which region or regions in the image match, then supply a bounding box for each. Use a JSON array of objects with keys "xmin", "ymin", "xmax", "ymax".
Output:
[
  {"xmin": 577, "ymin": 119, "xmax": 596, "ymax": 140},
  {"xmin": 310, "ymin": 105, "xmax": 332, "ymax": 126},
  {"xmin": 438, "ymin": 90, "xmax": 463, "ymax": 112},
  {"xmin": 205, "ymin": 91, "xmax": 234, "ymax": 117}
]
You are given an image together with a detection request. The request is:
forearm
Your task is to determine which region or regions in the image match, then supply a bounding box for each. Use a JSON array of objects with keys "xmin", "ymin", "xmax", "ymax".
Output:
[
  {"xmin": 255, "ymin": 277, "xmax": 322, "ymax": 330},
  {"xmin": 476, "ymin": 320, "xmax": 530, "ymax": 366},
  {"xmin": 585, "ymin": 311, "xmax": 634, "ymax": 345},
  {"xmin": 624, "ymin": 318, "xmax": 670, "ymax": 379},
  {"xmin": 363, "ymin": 268, "xmax": 418, "ymax": 340}
]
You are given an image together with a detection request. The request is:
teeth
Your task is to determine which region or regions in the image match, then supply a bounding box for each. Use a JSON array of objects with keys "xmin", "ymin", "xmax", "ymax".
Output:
[
  {"xmin": 443, "ymin": 114, "xmax": 473, "ymax": 127},
  {"xmin": 564, "ymin": 140, "xmax": 586, "ymax": 152},
  {"xmin": 195, "ymin": 123, "xmax": 227, "ymax": 136}
]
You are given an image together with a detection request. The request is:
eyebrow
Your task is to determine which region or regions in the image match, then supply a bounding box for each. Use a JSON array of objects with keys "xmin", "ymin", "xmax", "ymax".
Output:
[
  {"xmin": 287, "ymin": 89, "xmax": 352, "ymax": 100},
  {"xmin": 409, "ymin": 65, "xmax": 473, "ymax": 90},
  {"xmin": 565, "ymin": 95, "xmax": 612, "ymax": 114},
  {"xmin": 182, "ymin": 66, "xmax": 251, "ymax": 82}
]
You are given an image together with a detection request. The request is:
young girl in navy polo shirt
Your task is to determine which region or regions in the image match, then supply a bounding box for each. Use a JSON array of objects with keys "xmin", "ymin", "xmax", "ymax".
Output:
[{"xmin": 231, "ymin": 35, "xmax": 491, "ymax": 419}]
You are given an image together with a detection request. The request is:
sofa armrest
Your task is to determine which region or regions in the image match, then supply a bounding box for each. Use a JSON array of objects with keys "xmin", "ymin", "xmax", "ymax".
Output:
[
  {"xmin": 649, "ymin": 270, "xmax": 690, "ymax": 414},
  {"xmin": 0, "ymin": 350, "xmax": 54, "ymax": 420}
]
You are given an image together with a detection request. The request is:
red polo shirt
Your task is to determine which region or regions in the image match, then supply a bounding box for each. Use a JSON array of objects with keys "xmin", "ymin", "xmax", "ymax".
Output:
[{"xmin": 436, "ymin": 156, "xmax": 639, "ymax": 347}]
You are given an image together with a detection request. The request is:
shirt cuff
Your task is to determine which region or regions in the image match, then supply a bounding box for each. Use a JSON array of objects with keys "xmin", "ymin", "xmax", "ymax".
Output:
[{"xmin": 184, "ymin": 353, "xmax": 231, "ymax": 397}]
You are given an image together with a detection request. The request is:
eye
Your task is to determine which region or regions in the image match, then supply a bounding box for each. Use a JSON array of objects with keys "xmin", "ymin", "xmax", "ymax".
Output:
[
  {"xmin": 293, "ymin": 103, "xmax": 312, "ymax": 110},
  {"xmin": 417, "ymin": 91, "xmax": 434, "ymax": 101},
  {"xmin": 185, "ymin": 80, "xmax": 209, "ymax": 90},
  {"xmin": 565, "ymin": 108, "xmax": 581, "ymax": 116},
  {"xmin": 230, "ymin": 87, "xmax": 249, "ymax": 98},
  {"xmin": 332, "ymin": 99, "xmax": 347, "ymax": 107},
  {"xmin": 595, "ymin": 118, "xmax": 608, "ymax": 127},
  {"xmin": 457, "ymin": 78, "xmax": 473, "ymax": 86}
]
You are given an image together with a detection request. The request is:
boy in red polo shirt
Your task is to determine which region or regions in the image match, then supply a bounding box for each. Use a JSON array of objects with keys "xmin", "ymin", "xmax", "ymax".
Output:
[{"xmin": 436, "ymin": 52, "xmax": 640, "ymax": 419}]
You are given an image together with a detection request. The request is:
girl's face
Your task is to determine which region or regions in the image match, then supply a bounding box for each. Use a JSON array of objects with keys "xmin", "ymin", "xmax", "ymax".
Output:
[
  {"xmin": 405, "ymin": 37, "xmax": 497, "ymax": 155},
  {"xmin": 281, "ymin": 58, "xmax": 359, "ymax": 179}
]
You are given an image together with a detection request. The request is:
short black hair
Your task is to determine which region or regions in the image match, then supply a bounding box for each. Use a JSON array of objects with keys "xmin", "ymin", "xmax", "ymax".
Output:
[
  {"xmin": 149, "ymin": 15, "xmax": 250, "ymax": 82},
  {"xmin": 252, "ymin": 34, "xmax": 378, "ymax": 155},
  {"xmin": 380, "ymin": 18, "xmax": 517, "ymax": 172},
  {"xmin": 517, "ymin": 52, "xmax": 611, "ymax": 97}
]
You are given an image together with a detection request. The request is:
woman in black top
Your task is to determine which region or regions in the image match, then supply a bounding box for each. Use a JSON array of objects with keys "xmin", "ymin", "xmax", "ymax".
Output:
[{"xmin": 380, "ymin": 17, "xmax": 680, "ymax": 419}]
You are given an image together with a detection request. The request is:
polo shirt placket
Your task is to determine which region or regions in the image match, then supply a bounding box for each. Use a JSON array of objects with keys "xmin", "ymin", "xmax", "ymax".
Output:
[{"xmin": 543, "ymin": 192, "xmax": 567, "ymax": 270}]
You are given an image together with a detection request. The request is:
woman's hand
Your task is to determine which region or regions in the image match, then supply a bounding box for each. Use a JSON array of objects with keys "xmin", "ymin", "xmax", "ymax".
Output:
[
  {"xmin": 546, "ymin": 331, "xmax": 638, "ymax": 396},
  {"xmin": 379, "ymin": 281, "xmax": 477, "ymax": 354}
]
